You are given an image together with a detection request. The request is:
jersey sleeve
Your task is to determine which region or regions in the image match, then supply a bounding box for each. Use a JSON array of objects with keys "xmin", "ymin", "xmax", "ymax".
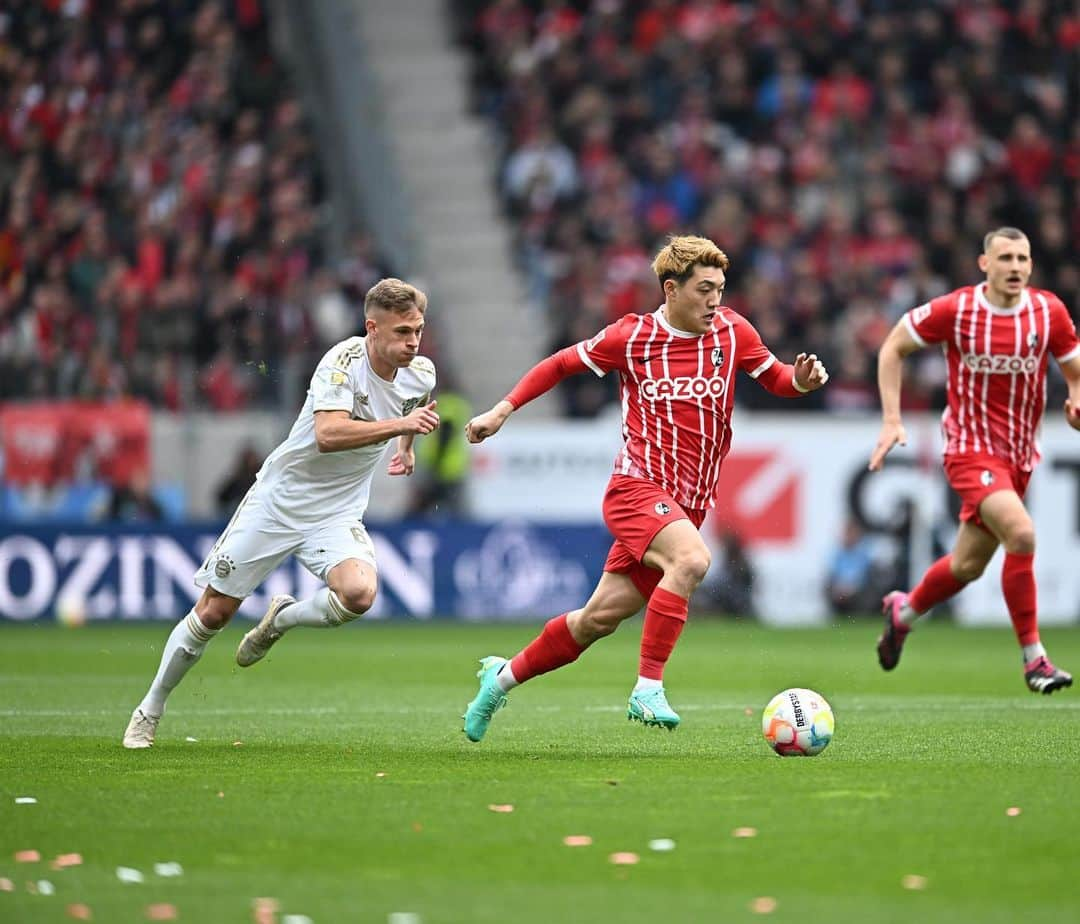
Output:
[
  {"xmin": 734, "ymin": 317, "xmax": 778, "ymax": 378},
  {"xmin": 1047, "ymin": 296, "xmax": 1080, "ymax": 363},
  {"xmin": 576, "ymin": 315, "xmax": 636, "ymax": 377},
  {"xmin": 903, "ymin": 293, "xmax": 956, "ymax": 347},
  {"xmin": 311, "ymin": 351, "xmax": 359, "ymax": 413},
  {"xmin": 410, "ymin": 355, "xmax": 437, "ymax": 403}
]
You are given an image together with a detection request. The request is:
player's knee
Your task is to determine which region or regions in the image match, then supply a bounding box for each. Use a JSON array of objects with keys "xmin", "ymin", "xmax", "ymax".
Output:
[
  {"xmin": 669, "ymin": 549, "xmax": 711, "ymax": 588},
  {"xmin": 337, "ymin": 584, "xmax": 376, "ymax": 617},
  {"xmin": 195, "ymin": 592, "xmax": 240, "ymax": 630},
  {"xmin": 1003, "ymin": 525, "xmax": 1035, "ymax": 555}
]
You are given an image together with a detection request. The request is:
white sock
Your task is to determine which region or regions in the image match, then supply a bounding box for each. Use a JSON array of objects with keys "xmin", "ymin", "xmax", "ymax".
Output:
[
  {"xmin": 496, "ymin": 662, "xmax": 519, "ymax": 692},
  {"xmin": 273, "ymin": 587, "xmax": 362, "ymax": 629},
  {"xmin": 1022, "ymin": 642, "xmax": 1046, "ymax": 663},
  {"xmin": 633, "ymin": 676, "xmax": 663, "ymax": 693},
  {"xmin": 897, "ymin": 601, "xmax": 923, "ymax": 627},
  {"xmin": 138, "ymin": 610, "xmax": 219, "ymax": 717}
]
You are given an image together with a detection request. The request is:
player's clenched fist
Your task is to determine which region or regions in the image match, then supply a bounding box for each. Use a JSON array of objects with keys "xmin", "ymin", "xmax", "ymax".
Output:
[
  {"xmin": 793, "ymin": 352, "xmax": 829, "ymax": 391},
  {"xmin": 465, "ymin": 401, "xmax": 513, "ymax": 444},
  {"xmin": 403, "ymin": 400, "xmax": 439, "ymax": 435}
]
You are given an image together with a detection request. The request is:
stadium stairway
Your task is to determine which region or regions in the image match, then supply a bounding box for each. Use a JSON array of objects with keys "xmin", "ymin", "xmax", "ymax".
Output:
[{"xmin": 349, "ymin": 0, "xmax": 543, "ymax": 408}]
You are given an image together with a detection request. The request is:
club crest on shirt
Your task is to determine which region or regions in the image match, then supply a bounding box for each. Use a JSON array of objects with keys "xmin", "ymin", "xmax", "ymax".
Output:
[
  {"xmin": 980, "ymin": 470, "xmax": 995, "ymax": 487},
  {"xmin": 654, "ymin": 502, "xmax": 671, "ymax": 515},
  {"xmin": 711, "ymin": 346, "xmax": 725, "ymax": 367},
  {"xmin": 214, "ymin": 556, "xmax": 235, "ymax": 579},
  {"xmin": 1026, "ymin": 331, "xmax": 1039, "ymax": 349}
]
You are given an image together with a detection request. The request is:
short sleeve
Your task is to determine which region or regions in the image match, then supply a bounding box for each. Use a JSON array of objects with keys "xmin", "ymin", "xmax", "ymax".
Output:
[
  {"xmin": 903, "ymin": 294, "xmax": 956, "ymax": 347},
  {"xmin": 311, "ymin": 361, "xmax": 356, "ymax": 413},
  {"xmin": 576, "ymin": 315, "xmax": 635, "ymax": 377},
  {"xmin": 734, "ymin": 319, "xmax": 776, "ymax": 377},
  {"xmin": 1047, "ymin": 297, "xmax": 1080, "ymax": 363}
]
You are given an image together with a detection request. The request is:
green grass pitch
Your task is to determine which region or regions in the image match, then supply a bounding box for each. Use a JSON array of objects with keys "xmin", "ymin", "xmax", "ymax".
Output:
[{"xmin": 2, "ymin": 619, "xmax": 1079, "ymax": 923}]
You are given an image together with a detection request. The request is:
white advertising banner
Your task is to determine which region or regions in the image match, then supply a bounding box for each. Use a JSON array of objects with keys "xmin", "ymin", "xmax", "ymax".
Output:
[{"xmin": 467, "ymin": 412, "xmax": 1080, "ymax": 626}]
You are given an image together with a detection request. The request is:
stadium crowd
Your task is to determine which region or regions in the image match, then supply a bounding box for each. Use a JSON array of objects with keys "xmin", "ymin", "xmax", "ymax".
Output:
[
  {"xmin": 454, "ymin": 0, "xmax": 1080, "ymax": 416},
  {"xmin": 0, "ymin": 0, "xmax": 388, "ymax": 411}
]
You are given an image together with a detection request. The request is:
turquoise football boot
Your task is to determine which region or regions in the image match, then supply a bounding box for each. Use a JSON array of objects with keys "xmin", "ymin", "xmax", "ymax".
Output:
[
  {"xmin": 627, "ymin": 687, "xmax": 680, "ymax": 730},
  {"xmin": 463, "ymin": 656, "xmax": 509, "ymax": 742}
]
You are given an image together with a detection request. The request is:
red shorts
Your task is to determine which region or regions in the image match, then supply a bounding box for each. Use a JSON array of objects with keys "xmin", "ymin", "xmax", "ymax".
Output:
[
  {"xmin": 601, "ymin": 475, "xmax": 708, "ymax": 599},
  {"xmin": 944, "ymin": 452, "xmax": 1032, "ymax": 531}
]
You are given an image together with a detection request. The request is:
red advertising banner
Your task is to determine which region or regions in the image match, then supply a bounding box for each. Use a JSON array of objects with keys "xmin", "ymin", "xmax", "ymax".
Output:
[{"xmin": 0, "ymin": 401, "xmax": 150, "ymax": 486}]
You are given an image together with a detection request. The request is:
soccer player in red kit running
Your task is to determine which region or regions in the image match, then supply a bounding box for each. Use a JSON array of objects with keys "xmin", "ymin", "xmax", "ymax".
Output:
[
  {"xmin": 461, "ymin": 235, "xmax": 829, "ymax": 741},
  {"xmin": 870, "ymin": 227, "xmax": 1080, "ymax": 694}
]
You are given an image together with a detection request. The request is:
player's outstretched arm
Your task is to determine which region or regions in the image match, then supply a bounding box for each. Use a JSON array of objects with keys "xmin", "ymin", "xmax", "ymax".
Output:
[
  {"xmin": 869, "ymin": 321, "xmax": 920, "ymax": 471},
  {"xmin": 465, "ymin": 346, "xmax": 591, "ymax": 444}
]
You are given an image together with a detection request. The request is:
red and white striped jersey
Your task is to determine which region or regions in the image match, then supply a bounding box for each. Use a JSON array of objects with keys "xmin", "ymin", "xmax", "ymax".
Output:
[
  {"xmin": 576, "ymin": 307, "xmax": 776, "ymax": 509},
  {"xmin": 903, "ymin": 283, "xmax": 1080, "ymax": 471}
]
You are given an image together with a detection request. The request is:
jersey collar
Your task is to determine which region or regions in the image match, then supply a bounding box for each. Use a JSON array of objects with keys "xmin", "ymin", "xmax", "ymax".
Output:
[
  {"xmin": 654, "ymin": 306, "xmax": 705, "ymax": 338},
  {"xmin": 975, "ymin": 282, "xmax": 1030, "ymax": 315}
]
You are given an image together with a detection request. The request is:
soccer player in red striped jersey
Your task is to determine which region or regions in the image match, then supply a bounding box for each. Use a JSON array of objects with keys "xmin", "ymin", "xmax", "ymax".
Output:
[
  {"xmin": 461, "ymin": 235, "xmax": 829, "ymax": 741},
  {"xmin": 870, "ymin": 227, "xmax": 1080, "ymax": 694}
]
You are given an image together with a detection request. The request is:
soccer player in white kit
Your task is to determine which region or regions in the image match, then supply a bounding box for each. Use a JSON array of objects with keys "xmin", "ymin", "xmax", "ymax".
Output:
[{"xmin": 123, "ymin": 279, "xmax": 439, "ymax": 748}]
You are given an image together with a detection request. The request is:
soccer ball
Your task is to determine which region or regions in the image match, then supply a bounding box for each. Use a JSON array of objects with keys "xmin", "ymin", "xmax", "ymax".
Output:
[{"xmin": 761, "ymin": 688, "xmax": 834, "ymax": 757}]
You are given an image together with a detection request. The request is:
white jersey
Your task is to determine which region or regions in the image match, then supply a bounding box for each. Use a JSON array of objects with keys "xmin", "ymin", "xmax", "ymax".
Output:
[{"xmin": 253, "ymin": 336, "xmax": 436, "ymax": 527}]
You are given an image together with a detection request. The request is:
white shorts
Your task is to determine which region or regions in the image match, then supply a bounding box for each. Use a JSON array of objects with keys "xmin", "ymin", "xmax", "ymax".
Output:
[{"xmin": 194, "ymin": 488, "xmax": 377, "ymax": 600}]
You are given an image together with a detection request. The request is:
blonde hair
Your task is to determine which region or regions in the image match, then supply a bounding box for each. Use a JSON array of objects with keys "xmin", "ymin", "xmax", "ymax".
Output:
[
  {"xmin": 364, "ymin": 278, "xmax": 428, "ymax": 316},
  {"xmin": 982, "ymin": 227, "xmax": 1028, "ymax": 253},
  {"xmin": 652, "ymin": 235, "xmax": 730, "ymax": 286}
]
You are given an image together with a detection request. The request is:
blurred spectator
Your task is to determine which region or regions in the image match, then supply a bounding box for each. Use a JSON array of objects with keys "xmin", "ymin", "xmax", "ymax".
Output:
[
  {"xmin": 215, "ymin": 443, "xmax": 263, "ymax": 515},
  {"xmin": 105, "ymin": 470, "xmax": 164, "ymax": 523},
  {"xmin": 456, "ymin": 0, "xmax": 1080, "ymax": 417},
  {"xmin": 824, "ymin": 518, "xmax": 881, "ymax": 615},
  {"xmin": 700, "ymin": 528, "xmax": 756, "ymax": 618}
]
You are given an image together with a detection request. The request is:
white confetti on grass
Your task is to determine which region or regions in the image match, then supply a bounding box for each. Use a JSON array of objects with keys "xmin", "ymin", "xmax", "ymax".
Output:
[
  {"xmin": 116, "ymin": 866, "xmax": 144, "ymax": 884},
  {"xmin": 283, "ymin": 916, "xmax": 315, "ymax": 924},
  {"xmin": 153, "ymin": 862, "xmax": 183, "ymax": 878},
  {"xmin": 36, "ymin": 880, "xmax": 56, "ymax": 896},
  {"xmin": 15, "ymin": 797, "xmax": 37, "ymax": 804},
  {"xmin": 647, "ymin": 839, "xmax": 676, "ymax": 852},
  {"xmin": 388, "ymin": 914, "xmax": 422, "ymax": 924}
]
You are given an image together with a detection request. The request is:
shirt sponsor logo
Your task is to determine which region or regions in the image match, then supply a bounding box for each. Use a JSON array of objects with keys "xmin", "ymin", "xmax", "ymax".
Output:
[
  {"xmin": 960, "ymin": 353, "xmax": 1039, "ymax": 375},
  {"xmin": 640, "ymin": 376, "xmax": 727, "ymax": 400}
]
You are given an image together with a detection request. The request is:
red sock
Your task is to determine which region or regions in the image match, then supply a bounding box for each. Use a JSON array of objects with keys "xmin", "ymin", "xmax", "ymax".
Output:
[
  {"xmin": 509, "ymin": 613, "xmax": 585, "ymax": 684},
  {"xmin": 1002, "ymin": 552, "xmax": 1039, "ymax": 646},
  {"xmin": 908, "ymin": 555, "xmax": 966, "ymax": 614},
  {"xmin": 639, "ymin": 587, "xmax": 689, "ymax": 681}
]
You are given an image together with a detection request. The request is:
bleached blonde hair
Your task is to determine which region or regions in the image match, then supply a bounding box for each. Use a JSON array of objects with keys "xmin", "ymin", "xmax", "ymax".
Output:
[{"xmin": 652, "ymin": 235, "xmax": 730, "ymax": 286}]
